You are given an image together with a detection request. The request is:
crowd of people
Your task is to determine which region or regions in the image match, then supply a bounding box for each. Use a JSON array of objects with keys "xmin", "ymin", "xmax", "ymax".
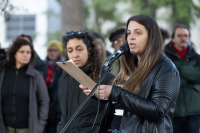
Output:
[{"xmin": 0, "ymin": 14, "xmax": 199, "ymax": 133}]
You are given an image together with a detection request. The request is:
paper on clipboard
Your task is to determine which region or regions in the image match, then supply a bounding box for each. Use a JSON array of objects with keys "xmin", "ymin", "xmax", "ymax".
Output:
[{"xmin": 56, "ymin": 60, "xmax": 105, "ymax": 100}]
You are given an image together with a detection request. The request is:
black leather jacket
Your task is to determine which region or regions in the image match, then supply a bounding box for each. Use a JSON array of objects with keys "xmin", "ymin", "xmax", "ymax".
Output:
[{"xmin": 98, "ymin": 55, "xmax": 180, "ymax": 133}]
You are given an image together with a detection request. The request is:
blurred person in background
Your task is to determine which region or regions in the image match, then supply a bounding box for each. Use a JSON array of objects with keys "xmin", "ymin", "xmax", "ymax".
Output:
[
  {"xmin": 57, "ymin": 30, "xmax": 115, "ymax": 133},
  {"xmin": 92, "ymin": 32, "xmax": 112, "ymax": 57},
  {"xmin": 164, "ymin": 24, "xmax": 200, "ymax": 133},
  {"xmin": 103, "ymin": 27, "xmax": 125, "ymax": 76},
  {"xmin": 0, "ymin": 42, "xmax": 7, "ymax": 61},
  {"xmin": 45, "ymin": 40, "xmax": 63, "ymax": 133},
  {"xmin": 45, "ymin": 40, "xmax": 63, "ymax": 87},
  {"xmin": 16, "ymin": 34, "xmax": 47, "ymax": 79},
  {"xmin": 95, "ymin": 38, "xmax": 107, "ymax": 64},
  {"xmin": 0, "ymin": 39, "xmax": 49, "ymax": 133},
  {"xmin": 160, "ymin": 28, "xmax": 169, "ymax": 50}
]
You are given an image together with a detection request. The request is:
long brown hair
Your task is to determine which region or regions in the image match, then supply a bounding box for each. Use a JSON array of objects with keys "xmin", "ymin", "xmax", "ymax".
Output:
[
  {"xmin": 6, "ymin": 39, "xmax": 35, "ymax": 68},
  {"xmin": 112, "ymin": 15, "xmax": 163, "ymax": 94}
]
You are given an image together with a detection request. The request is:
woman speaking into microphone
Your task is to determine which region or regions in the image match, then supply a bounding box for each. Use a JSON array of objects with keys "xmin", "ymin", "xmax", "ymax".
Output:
[
  {"xmin": 57, "ymin": 30, "xmax": 114, "ymax": 133},
  {"xmin": 80, "ymin": 15, "xmax": 180, "ymax": 133}
]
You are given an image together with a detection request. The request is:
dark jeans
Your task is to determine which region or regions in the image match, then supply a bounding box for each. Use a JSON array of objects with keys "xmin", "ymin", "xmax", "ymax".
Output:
[
  {"xmin": 173, "ymin": 115, "xmax": 200, "ymax": 133},
  {"xmin": 108, "ymin": 129, "xmax": 120, "ymax": 133},
  {"xmin": 45, "ymin": 123, "xmax": 57, "ymax": 133}
]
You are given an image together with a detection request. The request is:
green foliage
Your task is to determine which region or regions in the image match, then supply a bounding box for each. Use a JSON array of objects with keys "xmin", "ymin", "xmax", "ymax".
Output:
[
  {"xmin": 46, "ymin": 30, "xmax": 61, "ymax": 45},
  {"xmin": 127, "ymin": 0, "xmax": 200, "ymax": 27},
  {"xmin": 84, "ymin": 0, "xmax": 200, "ymax": 38},
  {"xmin": 84, "ymin": 0, "xmax": 126, "ymax": 38},
  {"xmin": 172, "ymin": 0, "xmax": 200, "ymax": 26},
  {"xmin": 125, "ymin": 0, "xmax": 158, "ymax": 18},
  {"xmin": 43, "ymin": 10, "xmax": 60, "ymax": 17},
  {"xmin": 91, "ymin": 0, "xmax": 117, "ymax": 20},
  {"xmin": 44, "ymin": 9, "xmax": 61, "ymax": 45}
]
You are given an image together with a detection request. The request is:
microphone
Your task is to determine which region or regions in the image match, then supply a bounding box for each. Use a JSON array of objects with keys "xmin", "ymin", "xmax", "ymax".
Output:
[{"xmin": 102, "ymin": 45, "xmax": 129, "ymax": 68}]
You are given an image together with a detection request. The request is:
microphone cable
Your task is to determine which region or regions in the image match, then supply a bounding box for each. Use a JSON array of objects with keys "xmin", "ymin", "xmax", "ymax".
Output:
[{"xmin": 90, "ymin": 67, "xmax": 103, "ymax": 132}]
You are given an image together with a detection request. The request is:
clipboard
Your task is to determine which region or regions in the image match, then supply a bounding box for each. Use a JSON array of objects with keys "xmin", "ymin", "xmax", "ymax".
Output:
[{"xmin": 56, "ymin": 60, "xmax": 105, "ymax": 100}]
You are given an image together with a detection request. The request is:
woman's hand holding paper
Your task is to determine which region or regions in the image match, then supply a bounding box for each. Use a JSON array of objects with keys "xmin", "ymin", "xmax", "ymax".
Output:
[{"xmin": 79, "ymin": 84, "xmax": 113, "ymax": 100}]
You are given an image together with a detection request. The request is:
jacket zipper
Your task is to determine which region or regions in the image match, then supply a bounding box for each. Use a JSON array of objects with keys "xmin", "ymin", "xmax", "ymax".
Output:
[
  {"xmin": 12, "ymin": 70, "xmax": 18, "ymax": 123},
  {"xmin": 58, "ymin": 83, "xmax": 63, "ymax": 117}
]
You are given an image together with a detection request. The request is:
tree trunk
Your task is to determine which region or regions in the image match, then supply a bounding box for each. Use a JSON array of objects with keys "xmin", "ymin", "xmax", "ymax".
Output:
[{"xmin": 59, "ymin": 0, "xmax": 84, "ymax": 36}]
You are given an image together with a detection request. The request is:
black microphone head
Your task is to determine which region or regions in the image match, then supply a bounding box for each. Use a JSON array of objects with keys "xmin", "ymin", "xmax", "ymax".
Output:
[
  {"xmin": 119, "ymin": 45, "xmax": 129, "ymax": 54},
  {"xmin": 102, "ymin": 45, "xmax": 129, "ymax": 68}
]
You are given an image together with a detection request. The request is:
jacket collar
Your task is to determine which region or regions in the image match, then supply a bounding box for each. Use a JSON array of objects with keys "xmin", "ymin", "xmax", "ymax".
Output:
[
  {"xmin": 80, "ymin": 64, "xmax": 92, "ymax": 74},
  {"xmin": 26, "ymin": 64, "xmax": 35, "ymax": 77},
  {"xmin": 137, "ymin": 54, "xmax": 166, "ymax": 98},
  {"xmin": 165, "ymin": 41, "xmax": 196, "ymax": 59},
  {"xmin": 0, "ymin": 60, "xmax": 35, "ymax": 77}
]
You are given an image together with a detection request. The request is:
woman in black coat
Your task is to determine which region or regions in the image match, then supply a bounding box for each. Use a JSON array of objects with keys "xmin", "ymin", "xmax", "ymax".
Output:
[
  {"xmin": 57, "ymin": 30, "xmax": 115, "ymax": 133},
  {"xmin": 80, "ymin": 15, "xmax": 180, "ymax": 133},
  {"xmin": 0, "ymin": 39, "xmax": 49, "ymax": 133}
]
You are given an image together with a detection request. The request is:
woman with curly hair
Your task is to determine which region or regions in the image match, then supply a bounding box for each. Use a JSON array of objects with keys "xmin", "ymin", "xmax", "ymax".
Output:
[
  {"xmin": 0, "ymin": 39, "xmax": 49, "ymax": 133},
  {"xmin": 57, "ymin": 30, "xmax": 115, "ymax": 133}
]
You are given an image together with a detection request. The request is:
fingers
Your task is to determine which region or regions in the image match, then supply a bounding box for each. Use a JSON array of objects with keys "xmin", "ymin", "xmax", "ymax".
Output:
[
  {"xmin": 79, "ymin": 84, "xmax": 94, "ymax": 96},
  {"xmin": 79, "ymin": 84, "xmax": 87, "ymax": 90},
  {"xmin": 83, "ymin": 89, "xmax": 94, "ymax": 97},
  {"xmin": 83, "ymin": 89, "xmax": 91, "ymax": 93},
  {"xmin": 80, "ymin": 85, "xmax": 94, "ymax": 97},
  {"xmin": 79, "ymin": 84, "xmax": 112, "ymax": 99},
  {"xmin": 98, "ymin": 85, "xmax": 112, "ymax": 100},
  {"xmin": 96, "ymin": 89, "xmax": 105, "ymax": 95}
]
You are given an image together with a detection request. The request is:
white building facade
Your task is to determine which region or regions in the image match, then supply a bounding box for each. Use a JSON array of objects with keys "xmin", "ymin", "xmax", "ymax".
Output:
[{"xmin": 0, "ymin": 0, "xmax": 61, "ymax": 59}]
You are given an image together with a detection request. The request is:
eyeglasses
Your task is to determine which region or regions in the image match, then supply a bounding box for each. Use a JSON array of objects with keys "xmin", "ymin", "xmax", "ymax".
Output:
[
  {"xmin": 113, "ymin": 37, "xmax": 125, "ymax": 45},
  {"xmin": 66, "ymin": 30, "xmax": 87, "ymax": 37},
  {"xmin": 175, "ymin": 34, "xmax": 189, "ymax": 38}
]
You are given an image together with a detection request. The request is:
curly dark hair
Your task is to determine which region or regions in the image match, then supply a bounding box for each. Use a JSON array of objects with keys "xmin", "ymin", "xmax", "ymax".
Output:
[
  {"xmin": 6, "ymin": 39, "xmax": 35, "ymax": 68},
  {"xmin": 63, "ymin": 30, "xmax": 101, "ymax": 82}
]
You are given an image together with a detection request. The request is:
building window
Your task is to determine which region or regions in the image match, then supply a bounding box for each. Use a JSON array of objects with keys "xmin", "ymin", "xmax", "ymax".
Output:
[{"xmin": 6, "ymin": 15, "xmax": 36, "ymax": 41}]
